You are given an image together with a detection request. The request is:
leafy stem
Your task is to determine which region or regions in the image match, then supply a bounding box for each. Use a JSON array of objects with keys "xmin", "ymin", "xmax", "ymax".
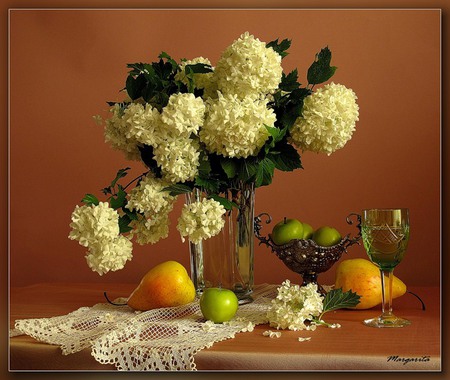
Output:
[
  {"xmin": 316, "ymin": 288, "xmax": 361, "ymax": 322},
  {"xmin": 122, "ymin": 171, "xmax": 149, "ymax": 192}
]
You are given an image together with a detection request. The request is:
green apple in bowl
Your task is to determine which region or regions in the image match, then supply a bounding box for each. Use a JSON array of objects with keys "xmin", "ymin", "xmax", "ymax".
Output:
[
  {"xmin": 271, "ymin": 217, "xmax": 304, "ymax": 245},
  {"xmin": 302, "ymin": 222, "xmax": 314, "ymax": 239},
  {"xmin": 312, "ymin": 226, "xmax": 342, "ymax": 247}
]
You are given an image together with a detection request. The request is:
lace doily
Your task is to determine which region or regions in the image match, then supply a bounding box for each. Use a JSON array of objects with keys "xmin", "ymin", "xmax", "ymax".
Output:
[{"xmin": 11, "ymin": 284, "xmax": 277, "ymax": 371}]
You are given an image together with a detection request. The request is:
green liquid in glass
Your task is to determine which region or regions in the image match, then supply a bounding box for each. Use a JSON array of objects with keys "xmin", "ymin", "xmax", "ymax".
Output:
[{"xmin": 362, "ymin": 225, "xmax": 409, "ymax": 270}]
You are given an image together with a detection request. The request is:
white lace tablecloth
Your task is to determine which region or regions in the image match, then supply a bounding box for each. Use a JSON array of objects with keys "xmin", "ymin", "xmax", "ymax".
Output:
[{"xmin": 10, "ymin": 284, "xmax": 277, "ymax": 371}]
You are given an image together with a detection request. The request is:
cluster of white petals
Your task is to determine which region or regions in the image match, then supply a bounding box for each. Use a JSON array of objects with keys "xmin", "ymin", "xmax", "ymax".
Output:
[
  {"xmin": 69, "ymin": 202, "xmax": 120, "ymax": 247},
  {"xmin": 175, "ymin": 57, "xmax": 214, "ymax": 90},
  {"xmin": 267, "ymin": 280, "xmax": 324, "ymax": 331},
  {"xmin": 126, "ymin": 175, "xmax": 176, "ymax": 216},
  {"xmin": 289, "ymin": 83, "xmax": 359, "ymax": 155},
  {"xmin": 69, "ymin": 202, "xmax": 133, "ymax": 275},
  {"xmin": 85, "ymin": 236, "xmax": 133, "ymax": 275},
  {"xmin": 153, "ymin": 136, "xmax": 201, "ymax": 183},
  {"xmin": 124, "ymin": 102, "xmax": 161, "ymax": 146},
  {"xmin": 214, "ymin": 32, "xmax": 283, "ymax": 99},
  {"xmin": 104, "ymin": 104, "xmax": 142, "ymax": 161},
  {"xmin": 177, "ymin": 198, "xmax": 226, "ymax": 243},
  {"xmin": 130, "ymin": 214, "xmax": 170, "ymax": 245},
  {"xmin": 199, "ymin": 93, "xmax": 275, "ymax": 158},
  {"xmin": 160, "ymin": 93, "xmax": 205, "ymax": 138}
]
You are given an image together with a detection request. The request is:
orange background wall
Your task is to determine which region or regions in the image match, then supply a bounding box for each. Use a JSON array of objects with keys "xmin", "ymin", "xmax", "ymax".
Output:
[{"xmin": 9, "ymin": 9, "xmax": 440, "ymax": 288}]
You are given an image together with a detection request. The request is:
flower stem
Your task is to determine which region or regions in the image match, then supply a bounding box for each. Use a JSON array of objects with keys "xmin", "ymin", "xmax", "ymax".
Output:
[{"xmin": 122, "ymin": 171, "xmax": 149, "ymax": 191}]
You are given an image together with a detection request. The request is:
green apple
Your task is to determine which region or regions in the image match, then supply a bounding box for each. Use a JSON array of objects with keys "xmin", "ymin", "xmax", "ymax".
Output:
[
  {"xmin": 271, "ymin": 217, "xmax": 304, "ymax": 245},
  {"xmin": 302, "ymin": 222, "xmax": 314, "ymax": 239},
  {"xmin": 312, "ymin": 226, "xmax": 342, "ymax": 247},
  {"xmin": 200, "ymin": 288, "xmax": 239, "ymax": 323}
]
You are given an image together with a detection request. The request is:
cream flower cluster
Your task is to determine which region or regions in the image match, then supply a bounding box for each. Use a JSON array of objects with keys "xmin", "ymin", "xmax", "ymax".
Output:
[
  {"xmin": 175, "ymin": 57, "xmax": 214, "ymax": 90},
  {"xmin": 152, "ymin": 93, "xmax": 205, "ymax": 183},
  {"xmin": 104, "ymin": 104, "xmax": 142, "ymax": 161},
  {"xmin": 160, "ymin": 93, "xmax": 205, "ymax": 138},
  {"xmin": 213, "ymin": 32, "xmax": 283, "ymax": 99},
  {"xmin": 85, "ymin": 236, "xmax": 133, "ymax": 275},
  {"xmin": 126, "ymin": 175, "xmax": 176, "ymax": 216},
  {"xmin": 130, "ymin": 214, "xmax": 170, "ymax": 245},
  {"xmin": 69, "ymin": 202, "xmax": 120, "ymax": 247},
  {"xmin": 125, "ymin": 175, "xmax": 177, "ymax": 245},
  {"xmin": 125, "ymin": 102, "xmax": 161, "ymax": 147},
  {"xmin": 69, "ymin": 202, "xmax": 133, "ymax": 275},
  {"xmin": 289, "ymin": 83, "xmax": 359, "ymax": 155},
  {"xmin": 267, "ymin": 280, "xmax": 324, "ymax": 331},
  {"xmin": 153, "ymin": 136, "xmax": 201, "ymax": 183},
  {"xmin": 177, "ymin": 198, "xmax": 226, "ymax": 243},
  {"xmin": 199, "ymin": 93, "xmax": 275, "ymax": 158}
]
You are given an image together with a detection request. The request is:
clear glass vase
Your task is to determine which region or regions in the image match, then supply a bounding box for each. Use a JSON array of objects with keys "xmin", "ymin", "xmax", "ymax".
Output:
[{"xmin": 186, "ymin": 182, "xmax": 255, "ymax": 302}]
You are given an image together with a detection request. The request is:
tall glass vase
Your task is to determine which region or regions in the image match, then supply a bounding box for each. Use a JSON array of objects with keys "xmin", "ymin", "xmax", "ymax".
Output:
[{"xmin": 186, "ymin": 181, "xmax": 255, "ymax": 302}]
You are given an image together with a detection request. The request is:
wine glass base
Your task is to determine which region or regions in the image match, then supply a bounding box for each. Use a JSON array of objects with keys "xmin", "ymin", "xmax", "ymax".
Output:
[{"xmin": 364, "ymin": 315, "xmax": 411, "ymax": 328}]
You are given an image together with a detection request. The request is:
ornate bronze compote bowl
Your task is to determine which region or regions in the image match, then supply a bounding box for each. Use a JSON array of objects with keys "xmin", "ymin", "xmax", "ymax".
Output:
[{"xmin": 254, "ymin": 213, "xmax": 362, "ymax": 294}]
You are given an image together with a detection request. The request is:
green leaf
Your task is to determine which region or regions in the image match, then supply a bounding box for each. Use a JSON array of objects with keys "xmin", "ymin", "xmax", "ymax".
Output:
[
  {"xmin": 122, "ymin": 206, "xmax": 139, "ymax": 221},
  {"xmin": 268, "ymin": 143, "xmax": 302, "ymax": 172},
  {"xmin": 272, "ymin": 88, "xmax": 311, "ymax": 130},
  {"xmin": 236, "ymin": 158, "xmax": 259, "ymax": 183},
  {"xmin": 110, "ymin": 167, "xmax": 131, "ymax": 188},
  {"xmin": 198, "ymin": 151, "xmax": 212, "ymax": 178},
  {"xmin": 185, "ymin": 63, "xmax": 213, "ymax": 74},
  {"xmin": 194, "ymin": 177, "xmax": 220, "ymax": 194},
  {"xmin": 279, "ymin": 69, "xmax": 300, "ymax": 92},
  {"xmin": 81, "ymin": 193, "xmax": 99, "ymax": 206},
  {"xmin": 158, "ymin": 51, "xmax": 179, "ymax": 70},
  {"xmin": 208, "ymin": 194, "xmax": 237, "ymax": 211},
  {"xmin": 118, "ymin": 214, "xmax": 133, "ymax": 233},
  {"xmin": 255, "ymin": 157, "xmax": 275, "ymax": 187},
  {"xmin": 266, "ymin": 38, "xmax": 291, "ymax": 58},
  {"xmin": 322, "ymin": 288, "xmax": 361, "ymax": 314},
  {"xmin": 307, "ymin": 46, "xmax": 337, "ymax": 85},
  {"xmin": 126, "ymin": 73, "xmax": 146, "ymax": 100},
  {"xmin": 220, "ymin": 157, "xmax": 237, "ymax": 179},
  {"xmin": 162, "ymin": 183, "xmax": 193, "ymax": 196},
  {"xmin": 110, "ymin": 187, "xmax": 127, "ymax": 210}
]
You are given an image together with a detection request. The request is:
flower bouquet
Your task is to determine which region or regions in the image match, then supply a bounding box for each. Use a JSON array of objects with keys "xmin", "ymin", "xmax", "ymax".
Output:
[{"xmin": 69, "ymin": 32, "xmax": 359, "ymax": 291}]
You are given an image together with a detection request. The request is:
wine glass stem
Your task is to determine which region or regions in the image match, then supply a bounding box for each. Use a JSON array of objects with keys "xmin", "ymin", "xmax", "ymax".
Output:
[{"xmin": 380, "ymin": 269, "xmax": 394, "ymax": 318}]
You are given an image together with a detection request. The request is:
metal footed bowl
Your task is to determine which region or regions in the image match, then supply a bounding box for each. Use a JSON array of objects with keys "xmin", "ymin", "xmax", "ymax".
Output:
[{"xmin": 254, "ymin": 213, "xmax": 362, "ymax": 294}]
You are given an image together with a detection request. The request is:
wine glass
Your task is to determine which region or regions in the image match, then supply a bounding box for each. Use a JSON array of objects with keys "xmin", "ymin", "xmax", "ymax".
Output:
[{"xmin": 361, "ymin": 208, "xmax": 410, "ymax": 328}]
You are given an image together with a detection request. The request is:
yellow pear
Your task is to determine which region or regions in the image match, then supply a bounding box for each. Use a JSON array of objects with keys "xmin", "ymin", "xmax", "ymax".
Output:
[
  {"xmin": 127, "ymin": 260, "xmax": 196, "ymax": 311},
  {"xmin": 334, "ymin": 258, "xmax": 407, "ymax": 310}
]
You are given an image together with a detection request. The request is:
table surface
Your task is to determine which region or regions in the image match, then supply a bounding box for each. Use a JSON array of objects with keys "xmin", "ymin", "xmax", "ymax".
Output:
[{"xmin": 9, "ymin": 282, "xmax": 441, "ymax": 371}]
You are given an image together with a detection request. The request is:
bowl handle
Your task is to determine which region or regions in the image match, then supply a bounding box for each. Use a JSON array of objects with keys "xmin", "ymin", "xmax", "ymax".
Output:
[
  {"xmin": 343, "ymin": 213, "xmax": 362, "ymax": 249},
  {"xmin": 254, "ymin": 212, "xmax": 276, "ymax": 250}
]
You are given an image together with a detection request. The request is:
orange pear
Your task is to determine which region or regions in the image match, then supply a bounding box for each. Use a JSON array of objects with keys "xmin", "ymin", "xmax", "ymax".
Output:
[
  {"xmin": 334, "ymin": 258, "xmax": 407, "ymax": 310},
  {"xmin": 127, "ymin": 260, "xmax": 196, "ymax": 311}
]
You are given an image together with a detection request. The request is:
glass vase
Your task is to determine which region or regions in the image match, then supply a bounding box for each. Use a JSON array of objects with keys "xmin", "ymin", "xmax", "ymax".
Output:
[{"xmin": 186, "ymin": 182, "xmax": 255, "ymax": 302}]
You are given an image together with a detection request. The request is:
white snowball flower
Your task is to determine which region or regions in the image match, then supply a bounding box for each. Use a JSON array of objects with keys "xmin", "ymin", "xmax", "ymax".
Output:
[
  {"xmin": 85, "ymin": 236, "xmax": 133, "ymax": 275},
  {"xmin": 177, "ymin": 198, "xmax": 226, "ymax": 243},
  {"xmin": 104, "ymin": 104, "xmax": 142, "ymax": 161},
  {"xmin": 125, "ymin": 175, "xmax": 177, "ymax": 216},
  {"xmin": 153, "ymin": 136, "xmax": 201, "ymax": 183},
  {"xmin": 289, "ymin": 83, "xmax": 359, "ymax": 155},
  {"xmin": 124, "ymin": 102, "xmax": 161, "ymax": 146},
  {"xmin": 130, "ymin": 214, "xmax": 170, "ymax": 245},
  {"xmin": 214, "ymin": 32, "xmax": 283, "ymax": 99},
  {"xmin": 160, "ymin": 93, "xmax": 206, "ymax": 137},
  {"xmin": 199, "ymin": 93, "xmax": 275, "ymax": 158},
  {"xmin": 267, "ymin": 280, "xmax": 324, "ymax": 331},
  {"xmin": 175, "ymin": 57, "xmax": 214, "ymax": 90},
  {"xmin": 69, "ymin": 202, "xmax": 120, "ymax": 247}
]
